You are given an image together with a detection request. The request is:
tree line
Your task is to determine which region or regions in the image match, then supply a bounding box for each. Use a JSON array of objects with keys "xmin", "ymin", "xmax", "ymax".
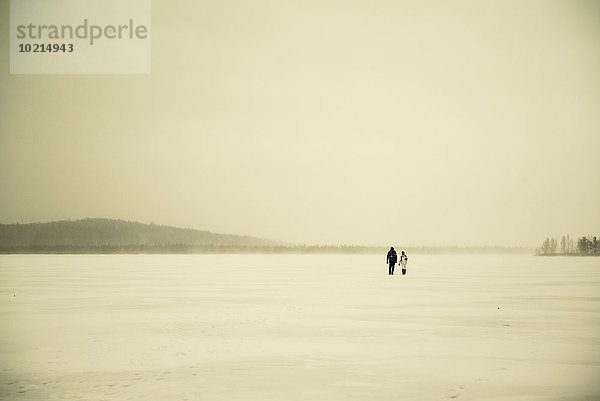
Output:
[
  {"xmin": 536, "ymin": 235, "xmax": 600, "ymax": 255},
  {"xmin": 0, "ymin": 244, "xmax": 531, "ymax": 255},
  {"xmin": 1, "ymin": 218, "xmax": 533, "ymax": 255}
]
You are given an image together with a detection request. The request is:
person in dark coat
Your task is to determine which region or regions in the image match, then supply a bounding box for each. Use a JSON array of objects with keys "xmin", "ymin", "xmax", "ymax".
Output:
[{"xmin": 386, "ymin": 247, "xmax": 398, "ymax": 275}]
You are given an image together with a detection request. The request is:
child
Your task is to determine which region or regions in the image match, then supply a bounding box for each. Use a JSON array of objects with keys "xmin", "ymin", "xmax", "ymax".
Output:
[{"xmin": 400, "ymin": 250, "xmax": 408, "ymax": 275}]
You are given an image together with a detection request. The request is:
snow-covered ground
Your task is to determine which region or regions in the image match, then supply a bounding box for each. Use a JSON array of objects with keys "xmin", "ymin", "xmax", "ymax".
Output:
[{"xmin": 1, "ymin": 254, "xmax": 599, "ymax": 400}]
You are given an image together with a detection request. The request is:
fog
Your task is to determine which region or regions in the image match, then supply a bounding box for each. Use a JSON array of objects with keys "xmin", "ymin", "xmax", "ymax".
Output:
[{"xmin": 1, "ymin": 0, "xmax": 599, "ymax": 246}]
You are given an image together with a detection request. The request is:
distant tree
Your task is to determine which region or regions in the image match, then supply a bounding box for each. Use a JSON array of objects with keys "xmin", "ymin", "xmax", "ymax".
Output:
[
  {"xmin": 569, "ymin": 236, "xmax": 575, "ymax": 253},
  {"xmin": 560, "ymin": 236, "xmax": 566, "ymax": 254},
  {"xmin": 537, "ymin": 237, "xmax": 557, "ymax": 255},
  {"xmin": 578, "ymin": 237, "xmax": 591, "ymax": 254}
]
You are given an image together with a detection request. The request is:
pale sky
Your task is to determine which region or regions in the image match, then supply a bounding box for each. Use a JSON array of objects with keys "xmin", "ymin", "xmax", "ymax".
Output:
[{"xmin": 1, "ymin": 0, "xmax": 599, "ymax": 247}]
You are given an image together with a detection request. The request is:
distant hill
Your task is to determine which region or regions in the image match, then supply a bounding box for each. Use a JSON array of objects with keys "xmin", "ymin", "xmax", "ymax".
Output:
[
  {"xmin": 0, "ymin": 218, "xmax": 533, "ymax": 254},
  {"xmin": 0, "ymin": 218, "xmax": 278, "ymax": 248}
]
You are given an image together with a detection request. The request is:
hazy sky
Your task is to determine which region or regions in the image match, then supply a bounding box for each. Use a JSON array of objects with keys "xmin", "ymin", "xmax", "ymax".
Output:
[{"xmin": 1, "ymin": 0, "xmax": 599, "ymax": 247}]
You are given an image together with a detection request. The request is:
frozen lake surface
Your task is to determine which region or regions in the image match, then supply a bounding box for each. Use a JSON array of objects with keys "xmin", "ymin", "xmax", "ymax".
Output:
[{"xmin": 1, "ymin": 254, "xmax": 599, "ymax": 400}]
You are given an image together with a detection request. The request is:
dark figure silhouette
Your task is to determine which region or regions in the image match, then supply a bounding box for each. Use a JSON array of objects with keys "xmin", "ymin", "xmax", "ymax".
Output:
[{"xmin": 386, "ymin": 247, "xmax": 398, "ymax": 275}]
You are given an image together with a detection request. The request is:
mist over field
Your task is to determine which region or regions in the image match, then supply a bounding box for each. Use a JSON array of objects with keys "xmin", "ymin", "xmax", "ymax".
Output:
[{"xmin": 1, "ymin": 0, "xmax": 599, "ymax": 247}]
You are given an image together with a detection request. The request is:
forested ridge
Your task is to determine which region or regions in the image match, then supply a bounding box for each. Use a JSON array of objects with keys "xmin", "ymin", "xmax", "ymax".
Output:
[
  {"xmin": 0, "ymin": 218, "xmax": 277, "ymax": 248},
  {"xmin": 0, "ymin": 218, "xmax": 533, "ymax": 254}
]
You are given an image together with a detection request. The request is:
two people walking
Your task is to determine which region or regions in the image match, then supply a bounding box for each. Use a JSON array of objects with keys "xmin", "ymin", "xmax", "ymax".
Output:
[{"xmin": 386, "ymin": 247, "xmax": 408, "ymax": 275}]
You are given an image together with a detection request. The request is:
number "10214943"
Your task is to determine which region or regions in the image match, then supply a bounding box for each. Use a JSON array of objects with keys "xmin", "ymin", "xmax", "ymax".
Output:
[{"xmin": 18, "ymin": 43, "xmax": 74, "ymax": 53}]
